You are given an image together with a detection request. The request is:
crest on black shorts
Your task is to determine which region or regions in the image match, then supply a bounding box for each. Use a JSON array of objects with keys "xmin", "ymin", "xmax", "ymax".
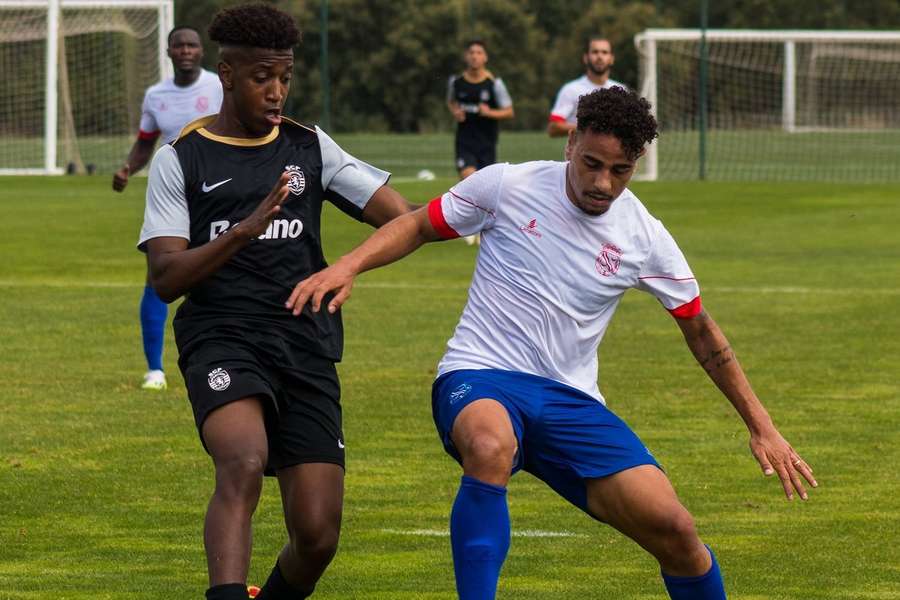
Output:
[
  {"xmin": 284, "ymin": 165, "xmax": 306, "ymax": 196},
  {"xmin": 208, "ymin": 367, "xmax": 231, "ymax": 391}
]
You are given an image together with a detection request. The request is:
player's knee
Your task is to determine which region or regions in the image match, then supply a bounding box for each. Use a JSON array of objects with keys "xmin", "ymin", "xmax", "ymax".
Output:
[
  {"xmin": 287, "ymin": 516, "xmax": 341, "ymax": 565},
  {"xmin": 214, "ymin": 454, "xmax": 265, "ymax": 503},
  {"xmin": 460, "ymin": 433, "xmax": 516, "ymax": 473},
  {"xmin": 652, "ymin": 508, "xmax": 704, "ymax": 564}
]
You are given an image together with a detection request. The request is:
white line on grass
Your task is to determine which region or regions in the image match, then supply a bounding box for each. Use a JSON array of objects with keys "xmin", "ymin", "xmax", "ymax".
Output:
[
  {"xmin": 1, "ymin": 280, "xmax": 898, "ymax": 296},
  {"xmin": 380, "ymin": 528, "xmax": 588, "ymax": 538}
]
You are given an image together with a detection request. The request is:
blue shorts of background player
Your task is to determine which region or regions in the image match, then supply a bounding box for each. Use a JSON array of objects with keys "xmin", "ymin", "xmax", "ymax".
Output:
[{"xmin": 432, "ymin": 368, "xmax": 726, "ymax": 600}]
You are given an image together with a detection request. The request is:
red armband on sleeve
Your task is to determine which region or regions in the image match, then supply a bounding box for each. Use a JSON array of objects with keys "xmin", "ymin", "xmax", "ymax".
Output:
[
  {"xmin": 138, "ymin": 129, "xmax": 160, "ymax": 141},
  {"xmin": 668, "ymin": 296, "xmax": 702, "ymax": 319},
  {"xmin": 548, "ymin": 114, "xmax": 566, "ymax": 123},
  {"xmin": 427, "ymin": 197, "xmax": 460, "ymax": 239}
]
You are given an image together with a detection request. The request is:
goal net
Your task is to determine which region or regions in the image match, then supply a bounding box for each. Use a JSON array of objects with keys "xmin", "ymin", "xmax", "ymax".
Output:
[
  {"xmin": 634, "ymin": 29, "xmax": 900, "ymax": 182},
  {"xmin": 0, "ymin": 0, "xmax": 172, "ymax": 175}
]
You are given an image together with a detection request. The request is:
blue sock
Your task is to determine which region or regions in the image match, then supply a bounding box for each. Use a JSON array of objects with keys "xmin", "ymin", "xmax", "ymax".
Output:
[
  {"xmin": 662, "ymin": 545, "xmax": 726, "ymax": 600},
  {"xmin": 450, "ymin": 475, "xmax": 510, "ymax": 600},
  {"xmin": 140, "ymin": 285, "xmax": 167, "ymax": 371}
]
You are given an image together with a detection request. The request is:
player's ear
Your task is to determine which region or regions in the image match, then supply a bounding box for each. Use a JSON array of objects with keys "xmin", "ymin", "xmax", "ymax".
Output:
[
  {"xmin": 218, "ymin": 61, "xmax": 233, "ymax": 90},
  {"xmin": 565, "ymin": 130, "xmax": 577, "ymax": 161}
]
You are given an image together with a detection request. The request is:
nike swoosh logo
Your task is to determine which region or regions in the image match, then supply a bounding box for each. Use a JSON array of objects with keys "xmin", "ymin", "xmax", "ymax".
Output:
[
  {"xmin": 337, "ymin": 439, "xmax": 345, "ymax": 449},
  {"xmin": 201, "ymin": 178, "xmax": 232, "ymax": 193}
]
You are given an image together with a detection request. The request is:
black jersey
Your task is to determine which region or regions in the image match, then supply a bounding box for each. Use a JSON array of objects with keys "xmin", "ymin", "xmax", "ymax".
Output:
[
  {"xmin": 447, "ymin": 73, "xmax": 512, "ymax": 148},
  {"xmin": 138, "ymin": 116, "xmax": 389, "ymax": 361}
]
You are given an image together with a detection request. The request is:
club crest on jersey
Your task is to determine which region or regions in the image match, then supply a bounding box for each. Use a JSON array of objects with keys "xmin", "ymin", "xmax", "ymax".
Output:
[
  {"xmin": 195, "ymin": 96, "xmax": 209, "ymax": 112},
  {"xmin": 208, "ymin": 367, "xmax": 231, "ymax": 391},
  {"xmin": 595, "ymin": 243, "xmax": 623, "ymax": 277},
  {"xmin": 284, "ymin": 165, "xmax": 306, "ymax": 196}
]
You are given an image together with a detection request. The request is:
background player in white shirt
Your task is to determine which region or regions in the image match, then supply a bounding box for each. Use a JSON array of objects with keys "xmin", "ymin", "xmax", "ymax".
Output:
[
  {"xmin": 548, "ymin": 35, "xmax": 625, "ymax": 137},
  {"xmin": 287, "ymin": 88, "xmax": 817, "ymax": 600},
  {"xmin": 112, "ymin": 26, "xmax": 223, "ymax": 391}
]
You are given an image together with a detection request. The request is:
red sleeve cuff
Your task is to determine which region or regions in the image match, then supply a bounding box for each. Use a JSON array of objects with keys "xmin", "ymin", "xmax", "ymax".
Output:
[
  {"xmin": 138, "ymin": 129, "xmax": 160, "ymax": 141},
  {"xmin": 548, "ymin": 114, "xmax": 566, "ymax": 123},
  {"xmin": 427, "ymin": 197, "xmax": 460, "ymax": 239},
  {"xmin": 668, "ymin": 296, "xmax": 702, "ymax": 319}
]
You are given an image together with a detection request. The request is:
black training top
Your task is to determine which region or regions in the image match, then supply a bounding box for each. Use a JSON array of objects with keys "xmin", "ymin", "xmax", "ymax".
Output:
[
  {"xmin": 138, "ymin": 116, "xmax": 390, "ymax": 361},
  {"xmin": 447, "ymin": 73, "xmax": 513, "ymax": 148}
]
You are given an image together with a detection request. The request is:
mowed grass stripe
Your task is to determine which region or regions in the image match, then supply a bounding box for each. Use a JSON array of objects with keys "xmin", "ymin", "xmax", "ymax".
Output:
[
  {"xmin": 2, "ymin": 278, "xmax": 899, "ymax": 297},
  {"xmin": 1, "ymin": 176, "xmax": 898, "ymax": 599}
]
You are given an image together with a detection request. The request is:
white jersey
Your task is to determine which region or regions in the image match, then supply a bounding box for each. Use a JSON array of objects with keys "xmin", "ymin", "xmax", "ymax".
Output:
[
  {"xmin": 138, "ymin": 69, "xmax": 223, "ymax": 144},
  {"xmin": 549, "ymin": 75, "xmax": 626, "ymax": 125},
  {"xmin": 427, "ymin": 161, "xmax": 701, "ymax": 402}
]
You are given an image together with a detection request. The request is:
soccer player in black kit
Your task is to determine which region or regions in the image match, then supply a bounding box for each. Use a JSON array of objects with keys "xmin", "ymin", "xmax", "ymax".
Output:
[
  {"xmin": 137, "ymin": 5, "xmax": 413, "ymax": 600},
  {"xmin": 447, "ymin": 39, "xmax": 514, "ymax": 180}
]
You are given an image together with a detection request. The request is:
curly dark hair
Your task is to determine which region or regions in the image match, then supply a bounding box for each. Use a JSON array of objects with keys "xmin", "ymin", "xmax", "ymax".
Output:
[
  {"xmin": 208, "ymin": 4, "xmax": 300, "ymax": 50},
  {"xmin": 576, "ymin": 87, "xmax": 658, "ymax": 161}
]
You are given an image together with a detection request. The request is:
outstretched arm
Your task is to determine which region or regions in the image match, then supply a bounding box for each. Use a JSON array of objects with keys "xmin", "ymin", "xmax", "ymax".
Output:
[
  {"xmin": 286, "ymin": 206, "xmax": 440, "ymax": 315},
  {"xmin": 676, "ymin": 310, "xmax": 818, "ymax": 500},
  {"xmin": 361, "ymin": 185, "xmax": 419, "ymax": 227}
]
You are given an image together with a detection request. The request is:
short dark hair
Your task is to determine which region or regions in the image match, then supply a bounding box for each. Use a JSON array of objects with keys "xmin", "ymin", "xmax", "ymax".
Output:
[
  {"xmin": 465, "ymin": 39, "xmax": 487, "ymax": 52},
  {"xmin": 167, "ymin": 26, "xmax": 200, "ymax": 46},
  {"xmin": 576, "ymin": 87, "xmax": 658, "ymax": 160},
  {"xmin": 584, "ymin": 35, "xmax": 610, "ymax": 54},
  {"xmin": 208, "ymin": 4, "xmax": 300, "ymax": 50}
]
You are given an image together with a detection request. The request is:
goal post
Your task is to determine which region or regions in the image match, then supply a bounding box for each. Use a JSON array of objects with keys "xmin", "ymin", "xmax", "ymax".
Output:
[
  {"xmin": 0, "ymin": 0, "xmax": 173, "ymax": 175},
  {"xmin": 634, "ymin": 29, "xmax": 900, "ymax": 182}
]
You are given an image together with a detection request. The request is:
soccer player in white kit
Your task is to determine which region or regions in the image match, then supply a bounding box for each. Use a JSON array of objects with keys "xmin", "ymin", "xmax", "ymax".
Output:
[
  {"xmin": 287, "ymin": 87, "xmax": 817, "ymax": 600},
  {"xmin": 112, "ymin": 26, "xmax": 223, "ymax": 391},
  {"xmin": 548, "ymin": 35, "xmax": 625, "ymax": 138}
]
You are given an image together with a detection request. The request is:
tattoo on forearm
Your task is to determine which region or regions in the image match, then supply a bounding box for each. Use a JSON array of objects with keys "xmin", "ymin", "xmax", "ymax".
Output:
[{"xmin": 700, "ymin": 345, "xmax": 734, "ymax": 374}]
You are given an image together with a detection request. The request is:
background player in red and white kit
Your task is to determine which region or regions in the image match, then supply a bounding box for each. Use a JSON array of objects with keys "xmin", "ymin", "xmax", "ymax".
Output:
[
  {"xmin": 113, "ymin": 26, "xmax": 223, "ymax": 391},
  {"xmin": 548, "ymin": 35, "xmax": 625, "ymax": 138},
  {"xmin": 288, "ymin": 88, "xmax": 817, "ymax": 600}
]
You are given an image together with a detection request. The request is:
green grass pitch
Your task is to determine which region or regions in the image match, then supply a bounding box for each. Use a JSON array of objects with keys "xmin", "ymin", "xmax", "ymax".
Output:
[{"xmin": 1, "ymin": 175, "xmax": 898, "ymax": 599}]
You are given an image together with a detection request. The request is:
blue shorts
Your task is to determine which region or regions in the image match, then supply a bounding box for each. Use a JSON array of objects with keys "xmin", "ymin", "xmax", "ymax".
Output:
[{"xmin": 432, "ymin": 369, "xmax": 660, "ymax": 514}]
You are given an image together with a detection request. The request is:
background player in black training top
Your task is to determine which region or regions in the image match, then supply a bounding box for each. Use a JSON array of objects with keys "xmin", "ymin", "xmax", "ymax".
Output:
[
  {"xmin": 137, "ymin": 5, "xmax": 414, "ymax": 600},
  {"xmin": 447, "ymin": 39, "xmax": 514, "ymax": 245},
  {"xmin": 447, "ymin": 39, "xmax": 514, "ymax": 180}
]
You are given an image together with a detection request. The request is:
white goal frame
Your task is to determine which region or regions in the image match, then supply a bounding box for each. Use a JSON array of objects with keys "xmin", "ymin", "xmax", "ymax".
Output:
[
  {"xmin": 0, "ymin": 0, "xmax": 173, "ymax": 174},
  {"xmin": 633, "ymin": 29, "xmax": 900, "ymax": 181}
]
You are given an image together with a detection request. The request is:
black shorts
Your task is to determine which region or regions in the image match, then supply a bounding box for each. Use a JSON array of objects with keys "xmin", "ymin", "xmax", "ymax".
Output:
[
  {"xmin": 178, "ymin": 335, "xmax": 344, "ymax": 475},
  {"xmin": 455, "ymin": 138, "xmax": 496, "ymax": 171}
]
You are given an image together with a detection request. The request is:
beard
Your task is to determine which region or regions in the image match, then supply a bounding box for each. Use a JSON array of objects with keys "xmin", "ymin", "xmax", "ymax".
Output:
[{"xmin": 587, "ymin": 61, "xmax": 610, "ymax": 76}]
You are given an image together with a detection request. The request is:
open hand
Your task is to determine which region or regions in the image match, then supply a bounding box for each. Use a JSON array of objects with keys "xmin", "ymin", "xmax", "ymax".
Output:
[
  {"xmin": 750, "ymin": 427, "xmax": 817, "ymax": 501},
  {"xmin": 233, "ymin": 173, "xmax": 291, "ymax": 240},
  {"xmin": 285, "ymin": 259, "xmax": 357, "ymax": 316}
]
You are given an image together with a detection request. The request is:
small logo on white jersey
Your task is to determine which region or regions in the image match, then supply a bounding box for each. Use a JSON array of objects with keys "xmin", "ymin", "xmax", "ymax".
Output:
[
  {"xmin": 519, "ymin": 218, "xmax": 542, "ymax": 238},
  {"xmin": 195, "ymin": 96, "xmax": 209, "ymax": 112},
  {"xmin": 338, "ymin": 438, "xmax": 345, "ymax": 449},
  {"xmin": 284, "ymin": 165, "xmax": 306, "ymax": 196},
  {"xmin": 449, "ymin": 383, "xmax": 472, "ymax": 404},
  {"xmin": 202, "ymin": 178, "xmax": 232, "ymax": 193},
  {"xmin": 595, "ymin": 242, "xmax": 622, "ymax": 277},
  {"xmin": 208, "ymin": 367, "xmax": 231, "ymax": 391}
]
